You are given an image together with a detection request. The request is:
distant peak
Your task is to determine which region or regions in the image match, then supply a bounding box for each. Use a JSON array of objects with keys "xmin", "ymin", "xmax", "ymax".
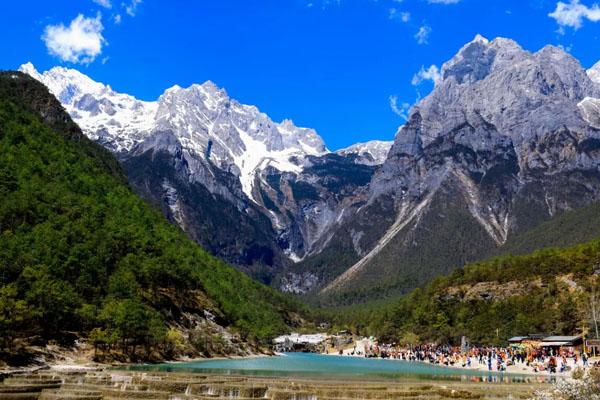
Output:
[
  {"xmin": 538, "ymin": 44, "xmax": 564, "ymax": 53},
  {"xmin": 165, "ymin": 81, "xmax": 228, "ymax": 99},
  {"xmin": 471, "ymin": 34, "xmax": 489, "ymax": 45},
  {"xmin": 197, "ymin": 80, "xmax": 228, "ymax": 98},
  {"xmin": 279, "ymin": 119, "xmax": 295, "ymax": 127},
  {"xmin": 489, "ymin": 37, "xmax": 522, "ymax": 50},
  {"xmin": 200, "ymin": 80, "xmax": 219, "ymax": 90},
  {"xmin": 336, "ymin": 140, "xmax": 393, "ymax": 165},
  {"xmin": 18, "ymin": 62, "xmax": 42, "ymax": 81},
  {"xmin": 165, "ymin": 84, "xmax": 182, "ymax": 93}
]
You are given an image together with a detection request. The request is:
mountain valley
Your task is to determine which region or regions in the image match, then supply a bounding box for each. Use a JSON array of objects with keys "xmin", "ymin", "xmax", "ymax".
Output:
[{"xmin": 19, "ymin": 35, "xmax": 600, "ymax": 304}]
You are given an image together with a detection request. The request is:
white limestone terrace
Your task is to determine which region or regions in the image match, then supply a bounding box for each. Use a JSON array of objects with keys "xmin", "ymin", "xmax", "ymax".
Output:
[{"xmin": 19, "ymin": 62, "xmax": 329, "ymax": 201}]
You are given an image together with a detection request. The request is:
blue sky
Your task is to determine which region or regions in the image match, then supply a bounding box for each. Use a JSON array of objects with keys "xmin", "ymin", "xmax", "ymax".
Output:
[{"xmin": 2, "ymin": 0, "xmax": 600, "ymax": 149}]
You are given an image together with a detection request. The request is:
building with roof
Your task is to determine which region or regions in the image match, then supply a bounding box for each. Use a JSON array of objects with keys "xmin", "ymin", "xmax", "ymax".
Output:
[{"xmin": 541, "ymin": 336, "xmax": 583, "ymax": 352}]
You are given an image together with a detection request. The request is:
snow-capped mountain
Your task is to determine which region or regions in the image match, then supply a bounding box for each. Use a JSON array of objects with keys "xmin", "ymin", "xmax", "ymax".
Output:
[
  {"xmin": 19, "ymin": 62, "xmax": 327, "ymax": 202},
  {"xmin": 336, "ymin": 140, "xmax": 393, "ymax": 165},
  {"xmin": 20, "ymin": 62, "xmax": 377, "ymax": 287},
  {"xmin": 22, "ymin": 35, "xmax": 600, "ymax": 302},
  {"xmin": 19, "ymin": 62, "xmax": 158, "ymax": 152}
]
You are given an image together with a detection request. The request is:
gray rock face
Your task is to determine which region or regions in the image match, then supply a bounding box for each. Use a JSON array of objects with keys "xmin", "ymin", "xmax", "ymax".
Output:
[
  {"xmin": 19, "ymin": 37, "xmax": 600, "ymax": 300},
  {"xmin": 316, "ymin": 36, "xmax": 600, "ymax": 297},
  {"xmin": 374, "ymin": 36, "xmax": 600, "ymax": 199}
]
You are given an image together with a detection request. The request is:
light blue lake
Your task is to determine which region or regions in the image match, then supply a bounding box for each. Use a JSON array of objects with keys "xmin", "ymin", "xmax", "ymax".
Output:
[{"xmin": 124, "ymin": 353, "xmax": 551, "ymax": 383}]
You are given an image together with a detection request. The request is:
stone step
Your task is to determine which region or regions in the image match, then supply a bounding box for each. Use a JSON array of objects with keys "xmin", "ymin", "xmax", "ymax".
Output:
[
  {"xmin": 61, "ymin": 383, "xmax": 152, "ymax": 391},
  {"xmin": 2, "ymin": 379, "xmax": 61, "ymax": 386},
  {"xmin": 0, "ymin": 394, "xmax": 40, "ymax": 400},
  {"xmin": 39, "ymin": 389, "xmax": 103, "ymax": 400},
  {"xmin": 100, "ymin": 389, "xmax": 171, "ymax": 399},
  {"xmin": 0, "ymin": 384, "xmax": 60, "ymax": 393},
  {"xmin": 170, "ymin": 397, "xmax": 265, "ymax": 400},
  {"xmin": 186, "ymin": 384, "xmax": 268, "ymax": 398},
  {"xmin": 141, "ymin": 381, "xmax": 198, "ymax": 393}
]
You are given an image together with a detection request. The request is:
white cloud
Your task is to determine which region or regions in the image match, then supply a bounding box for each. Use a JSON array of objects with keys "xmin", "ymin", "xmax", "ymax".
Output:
[
  {"xmin": 42, "ymin": 13, "xmax": 106, "ymax": 64},
  {"xmin": 114, "ymin": 14, "xmax": 122, "ymax": 24},
  {"xmin": 414, "ymin": 25, "xmax": 431, "ymax": 44},
  {"xmin": 549, "ymin": 0, "xmax": 600, "ymax": 30},
  {"xmin": 427, "ymin": 0, "xmax": 460, "ymax": 3},
  {"xmin": 411, "ymin": 64, "xmax": 442, "ymax": 86},
  {"xmin": 389, "ymin": 95, "xmax": 412, "ymax": 120},
  {"xmin": 93, "ymin": 0, "xmax": 112, "ymax": 8},
  {"xmin": 125, "ymin": 0, "xmax": 143, "ymax": 17},
  {"xmin": 389, "ymin": 8, "xmax": 410, "ymax": 22},
  {"xmin": 558, "ymin": 43, "xmax": 573, "ymax": 52}
]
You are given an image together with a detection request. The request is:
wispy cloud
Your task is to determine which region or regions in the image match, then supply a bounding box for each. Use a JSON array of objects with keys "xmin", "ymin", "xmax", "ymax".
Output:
[
  {"xmin": 42, "ymin": 13, "xmax": 106, "ymax": 64},
  {"xmin": 412, "ymin": 64, "xmax": 442, "ymax": 86},
  {"xmin": 125, "ymin": 0, "xmax": 143, "ymax": 17},
  {"xmin": 414, "ymin": 25, "xmax": 431, "ymax": 44},
  {"xmin": 93, "ymin": 0, "xmax": 112, "ymax": 8},
  {"xmin": 389, "ymin": 8, "xmax": 410, "ymax": 22},
  {"xmin": 305, "ymin": 0, "xmax": 342, "ymax": 9},
  {"xmin": 389, "ymin": 95, "xmax": 412, "ymax": 120},
  {"xmin": 549, "ymin": 0, "xmax": 600, "ymax": 31},
  {"xmin": 427, "ymin": 0, "xmax": 461, "ymax": 4}
]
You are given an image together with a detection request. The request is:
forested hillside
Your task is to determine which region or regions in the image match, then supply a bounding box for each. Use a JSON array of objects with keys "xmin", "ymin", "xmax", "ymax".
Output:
[
  {"xmin": 0, "ymin": 72, "xmax": 307, "ymax": 364},
  {"xmin": 324, "ymin": 238, "xmax": 600, "ymax": 345}
]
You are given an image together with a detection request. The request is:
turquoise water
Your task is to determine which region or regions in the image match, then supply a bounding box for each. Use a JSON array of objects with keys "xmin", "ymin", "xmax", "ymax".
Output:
[{"xmin": 124, "ymin": 353, "xmax": 550, "ymax": 383}]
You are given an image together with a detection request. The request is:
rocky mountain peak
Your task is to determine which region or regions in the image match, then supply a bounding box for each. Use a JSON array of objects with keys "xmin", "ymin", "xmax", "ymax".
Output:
[
  {"xmin": 587, "ymin": 60, "xmax": 600, "ymax": 85},
  {"xmin": 20, "ymin": 63, "xmax": 329, "ymax": 202},
  {"xmin": 319, "ymin": 36, "xmax": 600, "ymax": 298},
  {"xmin": 440, "ymin": 35, "xmax": 527, "ymax": 86},
  {"xmin": 18, "ymin": 62, "xmax": 42, "ymax": 81},
  {"xmin": 369, "ymin": 34, "xmax": 600, "ymax": 260}
]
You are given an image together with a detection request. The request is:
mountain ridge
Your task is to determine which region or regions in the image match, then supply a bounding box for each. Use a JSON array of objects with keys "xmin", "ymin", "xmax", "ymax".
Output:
[
  {"xmin": 19, "ymin": 34, "xmax": 600, "ymax": 303},
  {"xmin": 20, "ymin": 62, "xmax": 393, "ymax": 287},
  {"xmin": 312, "ymin": 35, "xmax": 600, "ymax": 300}
]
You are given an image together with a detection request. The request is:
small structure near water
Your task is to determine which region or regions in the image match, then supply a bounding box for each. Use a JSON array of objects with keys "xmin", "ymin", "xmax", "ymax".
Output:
[
  {"xmin": 508, "ymin": 334, "xmax": 584, "ymax": 353},
  {"xmin": 273, "ymin": 333, "xmax": 327, "ymax": 353}
]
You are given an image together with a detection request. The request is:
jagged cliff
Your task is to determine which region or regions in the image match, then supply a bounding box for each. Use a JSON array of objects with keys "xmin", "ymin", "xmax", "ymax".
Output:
[{"xmin": 312, "ymin": 36, "xmax": 600, "ymax": 301}]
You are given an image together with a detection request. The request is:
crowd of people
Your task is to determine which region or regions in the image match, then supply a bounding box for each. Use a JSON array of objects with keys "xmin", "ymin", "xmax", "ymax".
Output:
[{"xmin": 342, "ymin": 342, "xmax": 599, "ymax": 374}]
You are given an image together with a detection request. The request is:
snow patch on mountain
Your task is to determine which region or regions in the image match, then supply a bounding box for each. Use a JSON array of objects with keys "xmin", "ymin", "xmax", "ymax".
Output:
[
  {"xmin": 336, "ymin": 140, "xmax": 393, "ymax": 165},
  {"xmin": 20, "ymin": 62, "xmax": 328, "ymax": 201},
  {"xmin": 19, "ymin": 62, "xmax": 157, "ymax": 153},
  {"xmin": 578, "ymin": 96, "xmax": 600, "ymax": 129},
  {"xmin": 588, "ymin": 61, "xmax": 600, "ymax": 85}
]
